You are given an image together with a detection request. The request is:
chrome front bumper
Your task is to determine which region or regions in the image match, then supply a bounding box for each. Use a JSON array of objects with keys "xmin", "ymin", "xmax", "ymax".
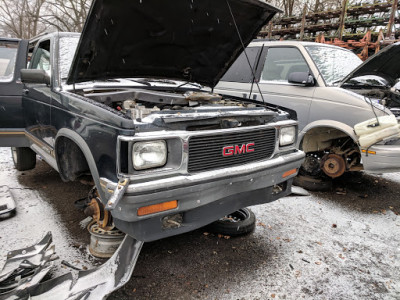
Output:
[{"xmin": 100, "ymin": 150, "xmax": 305, "ymax": 241}]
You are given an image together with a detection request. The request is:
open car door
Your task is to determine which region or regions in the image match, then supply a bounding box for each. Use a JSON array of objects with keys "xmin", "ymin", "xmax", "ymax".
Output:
[{"xmin": 0, "ymin": 38, "xmax": 29, "ymax": 147}]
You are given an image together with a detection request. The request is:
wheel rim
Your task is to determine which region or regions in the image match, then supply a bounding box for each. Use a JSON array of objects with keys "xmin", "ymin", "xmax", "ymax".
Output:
[
  {"xmin": 11, "ymin": 147, "xmax": 18, "ymax": 164},
  {"xmin": 219, "ymin": 209, "xmax": 248, "ymax": 223}
]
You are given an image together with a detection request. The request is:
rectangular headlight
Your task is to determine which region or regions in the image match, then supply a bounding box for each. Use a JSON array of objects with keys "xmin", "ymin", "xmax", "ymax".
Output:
[
  {"xmin": 132, "ymin": 140, "xmax": 167, "ymax": 170},
  {"xmin": 279, "ymin": 126, "xmax": 296, "ymax": 146}
]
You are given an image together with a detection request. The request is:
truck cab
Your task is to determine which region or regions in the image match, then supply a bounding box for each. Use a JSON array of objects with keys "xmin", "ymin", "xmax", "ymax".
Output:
[{"xmin": 0, "ymin": 0, "xmax": 304, "ymax": 242}]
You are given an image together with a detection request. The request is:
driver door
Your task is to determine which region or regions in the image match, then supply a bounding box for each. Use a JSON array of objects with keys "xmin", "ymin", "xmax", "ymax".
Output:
[
  {"xmin": 251, "ymin": 46, "xmax": 315, "ymax": 132},
  {"xmin": 23, "ymin": 39, "xmax": 53, "ymax": 149},
  {"xmin": 0, "ymin": 38, "xmax": 29, "ymax": 147}
]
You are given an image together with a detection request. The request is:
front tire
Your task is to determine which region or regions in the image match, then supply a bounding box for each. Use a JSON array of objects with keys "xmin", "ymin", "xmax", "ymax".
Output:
[
  {"xmin": 11, "ymin": 147, "xmax": 36, "ymax": 171},
  {"xmin": 293, "ymin": 174, "xmax": 332, "ymax": 192},
  {"xmin": 205, "ymin": 208, "xmax": 256, "ymax": 236}
]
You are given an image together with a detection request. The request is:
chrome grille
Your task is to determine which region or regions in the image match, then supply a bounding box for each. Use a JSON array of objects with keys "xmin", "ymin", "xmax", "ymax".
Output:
[{"xmin": 188, "ymin": 128, "xmax": 276, "ymax": 173}]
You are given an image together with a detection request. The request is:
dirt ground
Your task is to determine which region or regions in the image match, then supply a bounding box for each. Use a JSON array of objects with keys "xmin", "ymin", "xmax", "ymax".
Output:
[{"xmin": 0, "ymin": 147, "xmax": 399, "ymax": 299}]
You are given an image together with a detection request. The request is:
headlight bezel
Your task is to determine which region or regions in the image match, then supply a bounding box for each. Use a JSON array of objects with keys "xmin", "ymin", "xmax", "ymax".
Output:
[
  {"xmin": 132, "ymin": 140, "xmax": 168, "ymax": 170},
  {"xmin": 279, "ymin": 126, "xmax": 296, "ymax": 147}
]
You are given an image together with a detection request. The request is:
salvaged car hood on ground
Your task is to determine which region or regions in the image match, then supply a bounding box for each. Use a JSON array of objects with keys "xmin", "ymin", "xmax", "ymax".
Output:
[
  {"xmin": 67, "ymin": 0, "xmax": 279, "ymax": 87},
  {"xmin": 341, "ymin": 42, "xmax": 400, "ymax": 86}
]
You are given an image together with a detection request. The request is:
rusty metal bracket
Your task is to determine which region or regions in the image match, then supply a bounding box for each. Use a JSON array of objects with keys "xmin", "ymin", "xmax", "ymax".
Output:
[
  {"xmin": 0, "ymin": 186, "xmax": 16, "ymax": 216},
  {"xmin": 105, "ymin": 178, "xmax": 129, "ymax": 211}
]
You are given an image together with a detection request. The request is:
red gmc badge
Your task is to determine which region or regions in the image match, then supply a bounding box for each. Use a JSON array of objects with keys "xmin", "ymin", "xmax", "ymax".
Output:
[{"xmin": 222, "ymin": 142, "xmax": 255, "ymax": 157}]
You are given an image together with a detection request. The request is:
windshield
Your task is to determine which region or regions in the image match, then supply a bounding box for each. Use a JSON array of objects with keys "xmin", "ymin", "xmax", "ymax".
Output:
[
  {"xmin": 0, "ymin": 41, "xmax": 18, "ymax": 81},
  {"xmin": 305, "ymin": 45, "xmax": 362, "ymax": 86},
  {"xmin": 59, "ymin": 36, "xmax": 80, "ymax": 80}
]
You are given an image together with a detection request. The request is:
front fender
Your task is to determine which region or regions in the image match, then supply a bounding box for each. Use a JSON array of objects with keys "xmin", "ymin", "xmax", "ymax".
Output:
[{"xmin": 55, "ymin": 128, "xmax": 106, "ymax": 201}]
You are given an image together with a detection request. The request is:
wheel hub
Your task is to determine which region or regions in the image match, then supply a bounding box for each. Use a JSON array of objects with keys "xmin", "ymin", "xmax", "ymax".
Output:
[
  {"xmin": 302, "ymin": 154, "xmax": 322, "ymax": 176},
  {"xmin": 321, "ymin": 154, "xmax": 346, "ymax": 178}
]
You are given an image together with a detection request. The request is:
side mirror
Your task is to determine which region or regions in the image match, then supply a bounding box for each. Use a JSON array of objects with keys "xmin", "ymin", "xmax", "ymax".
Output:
[
  {"xmin": 21, "ymin": 69, "xmax": 50, "ymax": 85},
  {"xmin": 288, "ymin": 72, "xmax": 315, "ymax": 87}
]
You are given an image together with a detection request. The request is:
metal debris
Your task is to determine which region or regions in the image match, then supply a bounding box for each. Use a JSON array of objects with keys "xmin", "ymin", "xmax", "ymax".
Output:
[
  {"xmin": 290, "ymin": 185, "xmax": 310, "ymax": 197},
  {"xmin": 0, "ymin": 232, "xmax": 143, "ymax": 300},
  {"xmin": 0, "ymin": 186, "xmax": 16, "ymax": 216},
  {"xmin": 0, "ymin": 232, "xmax": 56, "ymax": 297},
  {"xmin": 61, "ymin": 260, "xmax": 82, "ymax": 271}
]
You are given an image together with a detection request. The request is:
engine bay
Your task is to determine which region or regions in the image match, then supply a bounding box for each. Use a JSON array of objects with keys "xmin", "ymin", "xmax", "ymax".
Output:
[
  {"xmin": 80, "ymin": 87, "xmax": 279, "ymax": 123},
  {"xmin": 346, "ymin": 86, "xmax": 400, "ymax": 117}
]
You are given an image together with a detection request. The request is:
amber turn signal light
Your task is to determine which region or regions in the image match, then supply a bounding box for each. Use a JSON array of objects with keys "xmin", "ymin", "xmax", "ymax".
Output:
[
  {"xmin": 361, "ymin": 149, "xmax": 376, "ymax": 155},
  {"xmin": 282, "ymin": 168, "xmax": 297, "ymax": 178},
  {"xmin": 137, "ymin": 200, "xmax": 178, "ymax": 216}
]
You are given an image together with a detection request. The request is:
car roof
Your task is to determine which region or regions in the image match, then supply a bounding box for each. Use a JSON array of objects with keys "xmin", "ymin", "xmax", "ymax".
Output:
[
  {"xmin": 249, "ymin": 39, "xmax": 352, "ymax": 51},
  {"xmin": 29, "ymin": 32, "xmax": 80, "ymax": 43},
  {"xmin": 0, "ymin": 37, "xmax": 20, "ymax": 43}
]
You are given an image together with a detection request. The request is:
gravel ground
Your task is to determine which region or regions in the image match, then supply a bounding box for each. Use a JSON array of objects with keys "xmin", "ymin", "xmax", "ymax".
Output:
[{"xmin": 0, "ymin": 147, "xmax": 399, "ymax": 299}]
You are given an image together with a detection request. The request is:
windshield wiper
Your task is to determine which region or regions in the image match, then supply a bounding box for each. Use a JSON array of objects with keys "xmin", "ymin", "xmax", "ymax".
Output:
[
  {"xmin": 139, "ymin": 78, "xmax": 178, "ymax": 85},
  {"xmin": 173, "ymin": 81, "xmax": 202, "ymax": 92},
  {"xmin": 63, "ymin": 78, "xmax": 151, "ymax": 87},
  {"xmin": 331, "ymin": 79, "xmax": 343, "ymax": 85}
]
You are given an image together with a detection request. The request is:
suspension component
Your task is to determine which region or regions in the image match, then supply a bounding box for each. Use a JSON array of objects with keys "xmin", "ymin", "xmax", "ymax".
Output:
[{"xmin": 84, "ymin": 188, "xmax": 114, "ymax": 231}]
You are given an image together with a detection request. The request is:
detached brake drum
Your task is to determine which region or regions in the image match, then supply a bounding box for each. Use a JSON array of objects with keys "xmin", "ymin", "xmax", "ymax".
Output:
[{"xmin": 321, "ymin": 154, "xmax": 346, "ymax": 178}]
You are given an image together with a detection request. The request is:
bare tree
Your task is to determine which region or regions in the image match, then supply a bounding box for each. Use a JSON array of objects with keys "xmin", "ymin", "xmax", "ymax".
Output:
[
  {"xmin": 314, "ymin": 0, "xmax": 343, "ymax": 12},
  {"xmin": 283, "ymin": 0, "xmax": 296, "ymax": 16},
  {"xmin": 0, "ymin": 0, "xmax": 47, "ymax": 38},
  {"xmin": 269, "ymin": 0, "xmax": 297, "ymax": 16},
  {"xmin": 313, "ymin": 0, "xmax": 322, "ymax": 12},
  {"xmin": 268, "ymin": 0, "xmax": 344, "ymax": 16},
  {"xmin": 0, "ymin": 0, "xmax": 354, "ymax": 39},
  {"xmin": 41, "ymin": 0, "xmax": 92, "ymax": 32}
]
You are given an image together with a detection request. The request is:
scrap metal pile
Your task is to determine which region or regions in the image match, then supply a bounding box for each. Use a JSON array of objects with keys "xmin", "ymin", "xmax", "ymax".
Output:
[
  {"xmin": 260, "ymin": 0, "xmax": 400, "ymax": 60},
  {"xmin": 0, "ymin": 232, "xmax": 143, "ymax": 300}
]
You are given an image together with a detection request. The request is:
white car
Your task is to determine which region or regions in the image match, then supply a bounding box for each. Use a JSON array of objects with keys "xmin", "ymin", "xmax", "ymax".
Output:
[{"xmin": 216, "ymin": 40, "xmax": 400, "ymax": 182}]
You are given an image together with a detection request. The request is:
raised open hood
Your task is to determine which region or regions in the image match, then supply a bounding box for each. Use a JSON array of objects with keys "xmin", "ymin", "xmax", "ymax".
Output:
[
  {"xmin": 341, "ymin": 42, "xmax": 400, "ymax": 86},
  {"xmin": 66, "ymin": 0, "xmax": 279, "ymax": 87}
]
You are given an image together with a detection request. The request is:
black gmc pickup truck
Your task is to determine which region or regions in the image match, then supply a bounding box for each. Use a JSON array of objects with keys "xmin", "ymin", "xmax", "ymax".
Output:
[{"xmin": 0, "ymin": 0, "xmax": 304, "ymax": 242}]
